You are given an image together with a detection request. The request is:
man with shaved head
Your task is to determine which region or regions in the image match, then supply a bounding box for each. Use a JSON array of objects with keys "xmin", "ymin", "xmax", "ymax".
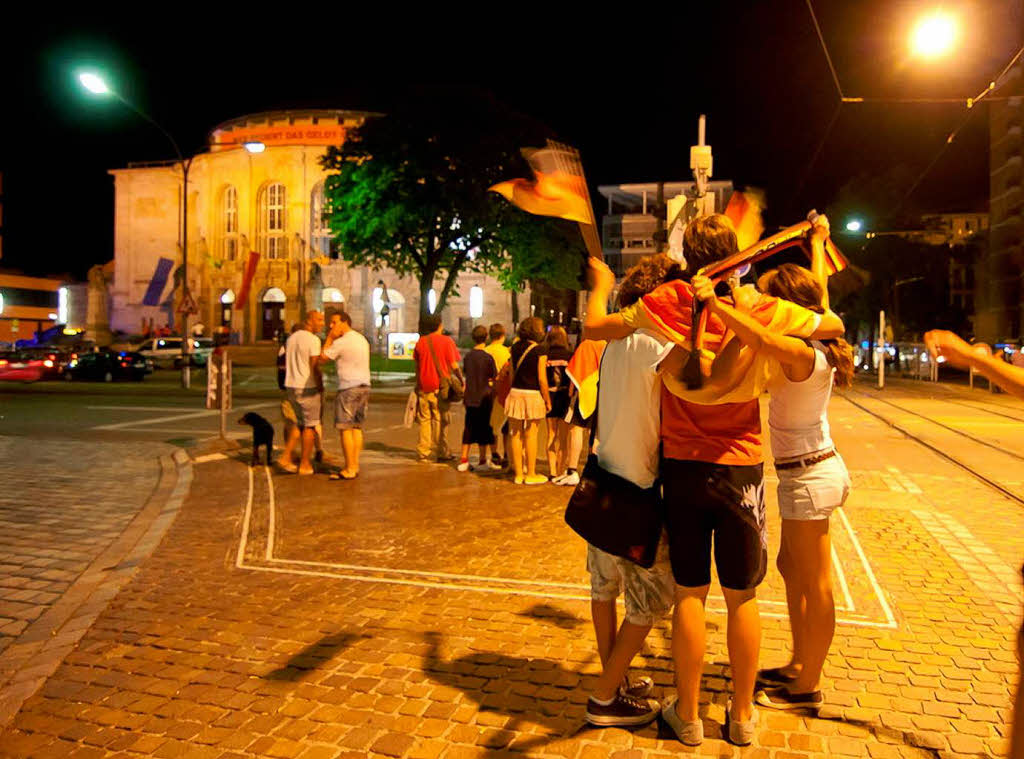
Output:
[{"xmin": 281, "ymin": 309, "xmax": 325, "ymax": 475}]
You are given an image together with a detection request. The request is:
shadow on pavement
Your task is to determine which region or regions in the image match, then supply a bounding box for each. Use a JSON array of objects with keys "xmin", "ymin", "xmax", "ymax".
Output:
[
  {"xmin": 262, "ymin": 631, "xmax": 364, "ymax": 681},
  {"xmin": 421, "ymin": 630, "xmax": 661, "ymax": 754},
  {"xmin": 516, "ymin": 603, "xmax": 586, "ymax": 630}
]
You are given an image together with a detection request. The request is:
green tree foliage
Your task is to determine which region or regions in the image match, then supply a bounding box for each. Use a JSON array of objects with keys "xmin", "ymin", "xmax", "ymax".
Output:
[{"xmin": 320, "ymin": 89, "xmax": 585, "ymax": 329}]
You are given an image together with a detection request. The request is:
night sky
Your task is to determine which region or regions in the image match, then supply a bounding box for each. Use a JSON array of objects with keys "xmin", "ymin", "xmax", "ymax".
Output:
[{"xmin": 3, "ymin": 1, "xmax": 1020, "ymax": 280}]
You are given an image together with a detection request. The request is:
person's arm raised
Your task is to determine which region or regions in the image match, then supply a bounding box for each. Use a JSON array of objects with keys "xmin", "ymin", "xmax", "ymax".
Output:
[
  {"xmin": 693, "ymin": 275, "xmax": 815, "ymax": 380},
  {"xmin": 582, "ymin": 257, "xmax": 634, "ymax": 341},
  {"xmin": 926, "ymin": 330, "xmax": 1024, "ymax": 400}
]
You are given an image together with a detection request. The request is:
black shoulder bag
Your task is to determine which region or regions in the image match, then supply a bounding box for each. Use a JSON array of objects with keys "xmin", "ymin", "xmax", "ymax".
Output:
[{"xmin": 563, "ymin": 353, "xmax": 664, "ymax": 568}]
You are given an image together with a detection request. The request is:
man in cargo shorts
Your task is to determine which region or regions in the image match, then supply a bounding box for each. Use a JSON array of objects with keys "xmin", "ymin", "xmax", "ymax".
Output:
[{"xmin": 280, "ymin": 310, "xmax": 325, "ymax": 475}]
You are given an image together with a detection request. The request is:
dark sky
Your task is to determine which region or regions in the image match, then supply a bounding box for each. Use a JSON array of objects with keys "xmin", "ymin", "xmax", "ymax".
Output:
[{"xmin": 2, "ymin": 1, "xmax": 1020, "ymax": 279}]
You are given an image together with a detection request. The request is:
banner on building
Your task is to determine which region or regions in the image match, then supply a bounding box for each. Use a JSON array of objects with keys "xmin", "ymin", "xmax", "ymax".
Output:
[
  {"xmin": 142, "ymin": 258, "xmax": 175, "ymax": 307},
  {"xmin": 236, "ymin": 251, "xmax": 260, "ymax": 309}
]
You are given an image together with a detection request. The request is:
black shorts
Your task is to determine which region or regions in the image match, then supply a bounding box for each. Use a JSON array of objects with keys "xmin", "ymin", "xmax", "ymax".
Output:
[
  {"xmin": 547, "ymin": 390, "xmax": 570, "ymax": 419},
  {"xmin": 463, "ymin": 399, "xmax": 497, "ymax": 446},
  {"xmin": 661, "ymin": 459, "xmax": 767, "ymax": 590}
]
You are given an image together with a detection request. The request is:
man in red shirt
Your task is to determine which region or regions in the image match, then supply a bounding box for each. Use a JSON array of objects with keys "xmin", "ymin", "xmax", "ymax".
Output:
[
  {"xmin": 585, "ymin": 214, "xmax": 844, "ymax": 746},
  {"xmin": 413, "ymin": 314, "xmax": 462, "ymax": 462}
]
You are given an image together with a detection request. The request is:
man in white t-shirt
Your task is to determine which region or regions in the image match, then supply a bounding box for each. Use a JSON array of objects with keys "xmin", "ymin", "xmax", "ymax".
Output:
[
  {"xmin": 321, "ymin": 311, "xmax": 371, "ymax": 479},
  {"xmin": 281, "ymin": 310, "xmax": 325, "ymax": 475},
  {"xmin": 579, "ymin": 255, "xmax": 682, "ymax": 729}
]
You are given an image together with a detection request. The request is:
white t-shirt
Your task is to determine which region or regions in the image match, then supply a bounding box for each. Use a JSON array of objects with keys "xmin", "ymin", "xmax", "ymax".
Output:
[
  {"xmin": 323, "ymin": 329, "xmax": 371, "ymax": 390},
  {"xmin": 767, "ymin": 342, "xmax": 835, "ymax": 459},
  {"xmin": 594, "ymin": 329, "xmax": 672, "ymax": 489},
  {"xmin": 285, "ymin": 329, "xmax": 322, "ymax": 390}
]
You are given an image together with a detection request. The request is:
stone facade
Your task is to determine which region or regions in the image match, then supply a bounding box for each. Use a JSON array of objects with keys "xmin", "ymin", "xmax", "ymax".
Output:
[{"xmin": 106, "ymin": 110, "xmax": 524, "ymax": 346}]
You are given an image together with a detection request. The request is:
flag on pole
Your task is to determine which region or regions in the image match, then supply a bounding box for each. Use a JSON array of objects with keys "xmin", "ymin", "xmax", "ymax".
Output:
[
  {"xmin": 235, "ymin": 250, "xmax": 260, "ymax": 309},
  {"xmin": 723, "ymin": 190, "xmax": 766, "ymax": 252},
  {"xmin": 141, "ymin": 258, "xmax": 174, "ymax": 307},
  {"xmin": 489, "ymin": 140, "xmax": 603, "ymax": 258}
]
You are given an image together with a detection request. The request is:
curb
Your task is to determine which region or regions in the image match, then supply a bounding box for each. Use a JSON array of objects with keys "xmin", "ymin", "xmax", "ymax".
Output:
[{"xmin": 0, "ymin": 450, "xmax": 194, "ymax": 728}]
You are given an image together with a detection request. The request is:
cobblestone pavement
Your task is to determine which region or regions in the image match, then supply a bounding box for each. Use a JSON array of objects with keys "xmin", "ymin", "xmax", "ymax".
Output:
[{"xmin": 0, "ymin": 380, "xmax": 1021, "ymax": 758}]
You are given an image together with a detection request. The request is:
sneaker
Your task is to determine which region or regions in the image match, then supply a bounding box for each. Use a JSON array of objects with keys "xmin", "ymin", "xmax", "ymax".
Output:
[
  {"xmin": 726, "ymin": 699, "xmax": 758, "ymax": 746},
  {"xmin": 524, "ymin": 474, "xmax": 549, "ymax": 485},
  {"xmin": 755, "ymin": 686, "xmax": 823, "ymax": 710},
  {"xmin": 550, "ymin": 473, "xmax": 567, "ymax": 485},
  {"xmin": 457, "ymin": 460, "xmax": 471, "ymax": 472},
  {"xmin": 661, "ymin": 695, "xmax": 702, "ymax": 746},
  {"xmin": 620, "ymin": 675, "xmax": 654, "ymax": 699},
  {"xmin": 585, "ymin": 692, "xmax": 660, "ymax": 727},
  {"xmin": 558, "ymin": 470, "xmax": 580, "ymax": 487},
  {"xmin": 487, "ymin": 460, "xmax": 504, "ymax": 471}
]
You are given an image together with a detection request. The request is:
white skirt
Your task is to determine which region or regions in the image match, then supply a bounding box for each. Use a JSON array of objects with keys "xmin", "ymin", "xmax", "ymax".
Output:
[{"xmin": 505, "ymin": 388, "xmax": 547, "ymax": 421}]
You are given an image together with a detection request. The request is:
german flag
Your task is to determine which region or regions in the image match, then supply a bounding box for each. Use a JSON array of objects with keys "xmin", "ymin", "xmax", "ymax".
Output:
[
  {"xmin": 489, "ymin": 141, "xmax": 594, "ymax": 226},
  {"xmin": 566, "ymin": 339, "xmax": 606, "ymax": 420}
]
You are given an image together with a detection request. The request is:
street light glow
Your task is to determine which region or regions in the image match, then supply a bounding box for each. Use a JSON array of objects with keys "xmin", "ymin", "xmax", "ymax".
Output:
[
  {"xmin": 846, "ymin": 219, "xmax": 863, "ymax": 232},
  {"xmin": 78, "ymin": 72, "xmax": 110, "ymax": 95},
  {"xmin": 910, "ymin": 12, "xmax": 957, "ymax": 58},
  {"xmin": 243, "ymin": 141, "xmax": 266, "ymax": 153}
]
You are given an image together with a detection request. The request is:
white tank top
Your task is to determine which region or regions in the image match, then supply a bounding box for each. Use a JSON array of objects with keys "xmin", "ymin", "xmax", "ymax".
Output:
[{"xmin": 767, "ymin": 342, "xmax": 835, "ymax": 459}]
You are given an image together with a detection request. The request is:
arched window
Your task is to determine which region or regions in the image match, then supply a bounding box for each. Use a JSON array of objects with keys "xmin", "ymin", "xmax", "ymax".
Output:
[
  {"xmin": 321, "ymin": 287, "xmax": 344, "ymax": 304},
  {"xmin": 262, "ymin": 288, "xmax": 287, "ymax": 303},
  {"xmin": 219, "ymin": 289, "xmax": 235, "ymax": 326},
  {"xmin": 257, "ymin": 182, "xmax": 287, "ymax": 259},
  {"xmin": 469, "ymin": 285, "xmax": 483, "ymax": 318},
  {"xmin": 310, "ymin": 182, "xmax": 336, "ymax": 259},
  {"xmin": 219, "ymin": 186, "xmax": 239, "ymax": 260}
]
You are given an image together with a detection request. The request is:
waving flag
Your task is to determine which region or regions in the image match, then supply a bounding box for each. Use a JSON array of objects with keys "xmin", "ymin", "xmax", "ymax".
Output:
[
  {"xmin": 235, "ymin": 250, "xmax": 260, "ymax": 309},
  {"xmin": 142, "ymin": 258, "xmax": 174, "ymax": 307},
  {"xmin": 723, "ymin": 190, "xmax": 766, "ymax": 252},
  {"xmin": 566, "ymin": 339, "xmax": 606, "ymax": 420},
  {"xmin": 489, "ymin": 140, "xmax": 602, "ymax": 258}
]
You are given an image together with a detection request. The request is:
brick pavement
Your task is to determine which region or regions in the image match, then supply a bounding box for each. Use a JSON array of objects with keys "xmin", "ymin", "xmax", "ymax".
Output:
[{"xmin": 0, "ymin": 391, "xmax": 1021, "ymax": 758}]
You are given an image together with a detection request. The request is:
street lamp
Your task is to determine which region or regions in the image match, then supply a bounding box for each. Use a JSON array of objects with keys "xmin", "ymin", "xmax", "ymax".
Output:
[
  {"xmin": 78, "ymin": 70, "xmax": 197, "ymax": 388},
  {"xmin": 845, "ymin": 219, "xmax": 863, "ymax": 233},
  {"xmin": 910, "ymin": 11, "xmax": 957, "ymax": 59}
]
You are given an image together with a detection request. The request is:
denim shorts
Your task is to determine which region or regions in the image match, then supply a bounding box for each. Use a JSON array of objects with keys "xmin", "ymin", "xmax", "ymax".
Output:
[
  {"xmin": 776, "ymin": 452, "xmax": 850, "ymax": 521},
  {"xmin": 334, "ymin": 385, "xmax": 370, "ymax": 430},
  {"xmin": 286, "ymin": 388, "xmax": 322, "ymax": 428}
]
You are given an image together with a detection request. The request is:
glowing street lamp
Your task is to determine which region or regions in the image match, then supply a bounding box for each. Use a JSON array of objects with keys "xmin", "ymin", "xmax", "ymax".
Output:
[
  {"xmin": 845, "ymin": 219, "xmax": 863, "ymax": 233},
  {"xmin": 78, "ymin": 67, "xmax": 196, "ymax": 387},
  {"xmin": 910, "ymin": 11, "xmax": 957, "ymax": 59}
]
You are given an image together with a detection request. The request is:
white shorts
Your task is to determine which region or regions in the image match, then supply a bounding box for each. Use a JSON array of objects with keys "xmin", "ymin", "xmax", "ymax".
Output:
[
  {"xmin": 586, "ymin": 536, "xmax": 675, "ymax": 626},
  {"xmin": 776, "ymin": 452, "xmax": 850, "ymax": 521}
]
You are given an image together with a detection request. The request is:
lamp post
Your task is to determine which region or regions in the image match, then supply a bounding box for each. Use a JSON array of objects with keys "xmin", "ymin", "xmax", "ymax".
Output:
[{"xmin": 78, "ymin": 71, "xmax": 197, "ymax": 387}]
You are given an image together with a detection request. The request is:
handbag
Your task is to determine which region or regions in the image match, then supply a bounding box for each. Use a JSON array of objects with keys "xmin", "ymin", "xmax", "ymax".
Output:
[
  {"xmin": 563, "ymin": 355, "xmax": 664, "ymax": 568},
  {"xmin": 496, "ymin": 343, "xmax": 536, "ymax": 406},
  {"xmin": 426, "ymin": 335, "xmax": 464, "ymax": 403}
]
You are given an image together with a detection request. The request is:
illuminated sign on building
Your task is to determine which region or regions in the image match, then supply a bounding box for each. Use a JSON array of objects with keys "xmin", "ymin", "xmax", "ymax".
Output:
[{"xmin": 211, "ymin": 125, "xmax": 346, "ymax": 151}]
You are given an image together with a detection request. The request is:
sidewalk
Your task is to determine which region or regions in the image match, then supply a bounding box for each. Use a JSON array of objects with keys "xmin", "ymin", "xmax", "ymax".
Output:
[{"xmin": 0, "ymin": 391, "xmax": 1020, "ymax": 757}]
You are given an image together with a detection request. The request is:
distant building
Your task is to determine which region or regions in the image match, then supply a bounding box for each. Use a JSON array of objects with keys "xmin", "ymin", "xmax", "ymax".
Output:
[
  {"xmin": 975, "ymin": 52, "xmax": 1024, "ymax": 341},
  {"xmin": 597, "ymin": 181, "xmax": 734, "ymax": 275},
  {"xmin": 0, "ymin": 271, "xmax": 71, "ymax": 344},
  {"xmin": 103, "ymin": 110, "xmax": 523, "ymax": 345}
]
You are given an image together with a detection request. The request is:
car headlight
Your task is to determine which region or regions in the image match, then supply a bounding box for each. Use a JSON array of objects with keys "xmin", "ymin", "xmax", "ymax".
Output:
[{"xmin": 68, "ymin": 360, "xmax": 78, "ymax": 368}]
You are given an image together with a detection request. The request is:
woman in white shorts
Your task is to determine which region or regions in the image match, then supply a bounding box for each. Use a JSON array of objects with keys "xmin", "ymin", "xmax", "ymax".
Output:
[{"xmin": 692, "ymin": 220, "xmax": 854, "ymax": 712}]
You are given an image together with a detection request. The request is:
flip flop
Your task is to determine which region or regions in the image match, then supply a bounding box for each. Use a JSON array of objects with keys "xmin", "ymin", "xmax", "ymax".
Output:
[{"xmin": 329, "ymin": 471, "xmax": 358, "ymax": 480}]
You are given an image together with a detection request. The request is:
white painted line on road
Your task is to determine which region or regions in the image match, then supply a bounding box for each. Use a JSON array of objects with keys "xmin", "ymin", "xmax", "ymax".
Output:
[
  {"xmin": 87, "ymin": 405, "xmax": 201, "ymax": 411},
  {"xmin": 832, "ymin": 542, "xmax": 856, "ymax": 614},
  {"xmin": 264, "ymin": 466, "xmax": 275, "ymax": 562},
  {"xmin": 836, "ymin": 506, "xmax": 898, "ymax": 629},
  {"xmin": 92, "ymin": 402, "xmax": 276, "ymax": 430},
  {"xmin": 192, "ymin": 453, "xmax": 228, "ymax": 464},
  {"xmin": 235, "ymin": 466, "xmax": 255, "ymax": 569},
  {"xmin": 886, "ymin": 465, "xmax": 922, "ymax": 494},
  {"xmin": 239, "ymin": 375, "xmax": 256, "ymax": 386}
]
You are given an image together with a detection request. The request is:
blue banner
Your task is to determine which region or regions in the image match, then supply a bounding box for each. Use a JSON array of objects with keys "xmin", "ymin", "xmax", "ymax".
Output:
[{"xmin": 142, "ymin": 257, "xmax": 174, "ymax": 307}]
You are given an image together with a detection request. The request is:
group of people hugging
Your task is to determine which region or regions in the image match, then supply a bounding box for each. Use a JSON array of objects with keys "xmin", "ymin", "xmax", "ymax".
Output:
[{"xmin": 571, "ymin": 213, "xmax": 855, "ymax": 746}]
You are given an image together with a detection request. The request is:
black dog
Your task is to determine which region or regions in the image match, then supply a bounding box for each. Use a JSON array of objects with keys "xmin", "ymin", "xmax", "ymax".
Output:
[{"xmin": 238, "ymin": 412, "xmax": 274, "ymax": 466}]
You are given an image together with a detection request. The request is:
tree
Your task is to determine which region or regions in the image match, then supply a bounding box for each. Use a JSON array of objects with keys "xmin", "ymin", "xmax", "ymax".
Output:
[{"xmin": 321, "ymin": 89, "xmax": 584, "ymax": 330}]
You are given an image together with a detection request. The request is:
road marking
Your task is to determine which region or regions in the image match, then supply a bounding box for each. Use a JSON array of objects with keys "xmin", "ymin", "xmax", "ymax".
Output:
[
  {"xmin": 264, "ymin": 466, "xmax": 275, "ymax": 562},
  {"xmin": 92, "ymin": 402, "xmax": 276, "ymax": 430},
  {"xmin": 886, "ymin": 465, "xmax": 922, "ymax": 494},
  {"xmin": 192, "ymin": 453, "xmax": 228, "ymax": 464},
  {"xmin": 86, "ymin": 405, "xmax": 201, "ymax": 411},
  {"xmin": 230, "ymin": 464, "xmax": 898, "ymax": 625}
]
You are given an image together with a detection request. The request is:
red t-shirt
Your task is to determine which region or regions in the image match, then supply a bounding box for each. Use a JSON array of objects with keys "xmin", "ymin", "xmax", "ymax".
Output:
[
  {"xmin": 661, "ymin": 389, "xmax": 763, "ymax": 466},
  {"xmin": 414, "ymin": 333, "xmax": 461, "ymax": 393}
]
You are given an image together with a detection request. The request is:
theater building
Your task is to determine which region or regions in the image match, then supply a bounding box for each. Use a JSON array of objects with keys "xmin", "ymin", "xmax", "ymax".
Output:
[{"xmin": 106, "ymin": 110, "xmax": 522, "ymax": 345}]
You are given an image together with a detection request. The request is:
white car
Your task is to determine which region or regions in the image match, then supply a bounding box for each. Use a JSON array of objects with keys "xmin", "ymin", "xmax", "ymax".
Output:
[{"xmin": 137, "ymin": 337, "xmax": 213, "ymax": 368}]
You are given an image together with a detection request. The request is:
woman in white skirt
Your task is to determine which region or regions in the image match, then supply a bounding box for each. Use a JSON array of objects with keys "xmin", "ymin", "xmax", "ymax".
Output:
[
  {"xmin": 692, "ymin": 221, "xmax": 854, "ymax": 711},
  {"xmin": 504, "ymin": 317, "xmax": 551, "ymax": 484}
]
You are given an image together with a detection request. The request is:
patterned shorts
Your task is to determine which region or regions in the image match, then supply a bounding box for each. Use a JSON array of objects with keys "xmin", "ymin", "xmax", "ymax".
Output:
[{"xmin": 587, "ymin": 536, "xmax": 675, "ymax": 626}]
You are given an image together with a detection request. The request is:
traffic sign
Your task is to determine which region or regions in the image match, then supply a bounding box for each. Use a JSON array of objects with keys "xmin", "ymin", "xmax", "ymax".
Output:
[{"xmin": 178, "ymin": 291, "xmax": 199, "ymax": 315}]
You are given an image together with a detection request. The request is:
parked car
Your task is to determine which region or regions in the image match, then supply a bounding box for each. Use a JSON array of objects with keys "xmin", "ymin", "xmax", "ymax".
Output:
[
  {"xmin": 136, "ymin": 337, "xmax": 212, "ymax": 368},
  {"xmin": 63, "ymin": 351, "xmax": 153, "ymax": 382}
]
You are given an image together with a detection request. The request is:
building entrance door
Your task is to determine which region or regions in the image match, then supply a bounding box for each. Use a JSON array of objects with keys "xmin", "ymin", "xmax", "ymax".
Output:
[
  {"xmin": 261, "ymin": 304, "xmax": 284, "ymax": 340},
  {"xmin": 261, "ymin": 288, "xmax": 287, "ymax": 341}
]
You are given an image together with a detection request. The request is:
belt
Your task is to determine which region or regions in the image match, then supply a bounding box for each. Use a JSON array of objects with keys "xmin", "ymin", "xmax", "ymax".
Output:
[{"xmin": 774, "ymin": 448, "xmax": 837, "ymax": 471}]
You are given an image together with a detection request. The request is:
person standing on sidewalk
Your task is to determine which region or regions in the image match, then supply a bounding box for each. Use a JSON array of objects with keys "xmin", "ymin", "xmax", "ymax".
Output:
[
  {"xmin": 458, "ymin": 325, "xmax": 500, "ymax": 472},
  {"xmin": 281, "ymin": 310, "xmax": 325, "ymax": 475},
  {"xmin": 505, "ymin": 317, "xmax": 550, "ymax": 485},
  {"xmin": 581, "ymin": 256, "xmax": 678, "ymax": 730},
  {"xmin": 543, "ymin": 326, "xmax": 573, "ymax": 482},
  {"xmin": 485, "ymin": 323, "xmax": 512, "ymax": 467},
  {"xmin": 321, "ymin": 311, "xmax": 371, "ymax": 480},
  {"xmin": 413, "ymin": 315, "xmax": 462, "ymax": 463}
]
